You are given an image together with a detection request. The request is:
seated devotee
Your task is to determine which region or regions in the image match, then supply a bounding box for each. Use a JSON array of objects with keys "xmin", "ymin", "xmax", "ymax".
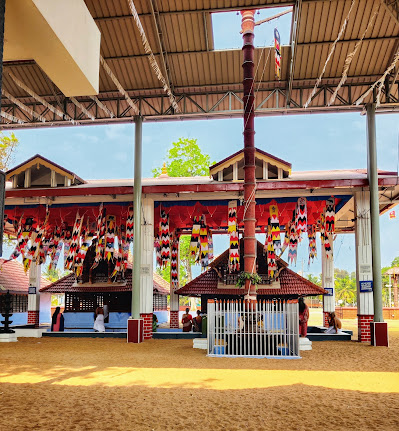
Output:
[
  {"xmin": 325, "ymin": 312, "xmax": 342, "ymax": 334},
  {"xmin": 193, "ymin": 310, "xmax": 202, "ymax": 332},
  {"xmin": 298, "ymin": 297, "xmax": 309, "ymax": 337},
  {"xmin": 51, "ymin": 307, "xmax": 64, "ymax": 332},
  {"xmin": 181, "ymin": 307, "xmax": 193, "ymax": 332},
  {"xmin": 93, "ymin": 307, "xmax": 106, "ymax": 332},
  {"xmin": 152, "ymin": 313, "xmax": 158, "ymax": 332}
]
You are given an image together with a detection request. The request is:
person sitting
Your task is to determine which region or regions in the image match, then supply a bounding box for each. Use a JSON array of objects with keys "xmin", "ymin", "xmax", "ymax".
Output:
[
  {"xmin": 325, "ymin": 312, "xmax": 342, "ymax": 334},
  {"xmin": 93, "ymin": 307, "xmax": 106, "ymax": 332},
  {"xmin": 152, "ymin": 313, "xmax": 158, "ymax": 332},
  {"xmin": 193, "ymin": 310, "xmax": 202, "ymax": 332},
  {"xmin": 51, "ymin": 306, "xmax": 64, "ymax": 332},
  {"xmin": 181, "ymin": 307, "xmax": 193, "ymax": 332},
  {"xmin": 298, "ymin": 297, "xmax": 309, "ymax": 337}
]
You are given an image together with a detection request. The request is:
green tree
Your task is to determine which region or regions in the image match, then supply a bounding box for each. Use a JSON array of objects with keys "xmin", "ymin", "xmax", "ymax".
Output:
[
  {"xmin": 153, "ymin": 138, "xmax": 214, "ymax": 285},
  {"xmin": 42, "ymin": 266, "xmax": 70, "ymax": 283},
  {"xmin": 306, "ymin": 273, "xmax": 322, "ymax": 286},
  {"xmin": 152, "ymin": 137, "xmax": 215, "ymax": 177},
  {"xmin": 334, "ymin": 270, "xmax": 356, "ymax": 306},
  {"xmin": 0, "ymin": 131, "xmax": 19, "ymax": 171}
]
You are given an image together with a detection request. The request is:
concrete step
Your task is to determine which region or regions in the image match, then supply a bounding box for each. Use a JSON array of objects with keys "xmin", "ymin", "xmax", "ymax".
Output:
[
  {"xmin": 153, "ymin": 331, "xmax": 199, "ymax": 339},
  {"xmin": 193, "ymin": 338, "xmax": 207, "ymax": 349},
  {"xmin": 43, "ymin": 331, "xmax": 126, "ymax": 338},
  {"xmin": 299, "ymin": 337, "xmax": 312, "ymax": 351}
]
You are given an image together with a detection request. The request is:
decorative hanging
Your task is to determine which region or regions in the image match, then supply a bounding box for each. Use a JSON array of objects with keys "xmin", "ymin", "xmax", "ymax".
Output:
[
  {"xmin": 111, "ymin": 237, "xmax": 123, "ymax": 279},
  {"xmin": 208, "ymin": 230, "xmax": 214, "ymax": 261},
  {"xmin": 92, "ymin": 206, "xmax": 106, "ymax": 269},
  {"xmin": 280, "ymin": 229, "xmax": 290, "ymax": 257},
  {"xmin": 317, "ymin": 212, "xmax": 326, "ymax": 246},
  {"xmin": 38, "ymin": 236, "xmax": 50, "ymax": 265},
  {"xmin": 9, "ymin": 215, "xmax": 24, "ymax": 260},
  {"xmin": 65, "ymin": 213, "xmax": 84, "ymax": 270},
  {"xmin": 288, "ymin": 214, "xmax": 298, "ymax": 265},
  {"xmin": 228, "ymin": 200, "xmax": 239, "ymax": 273},
  {"xmin": 120, "ymin": 225, "xmax": 129, "ymax": 275},
  {"xmin": 269, "ymin": 203, "xmax": 281, "ymax": 255},
  {"xmin": 325, "ymin": 197, "xmax": 335, "ymax": 233},
  {"xmin": 170, "ymin": 238, "xmax": 179, "ymax": 290},
  {"xmin": 48, "ymin": 227, "xmax": 61, "ymax": 270},
  {"xmin": 295, "ymin": 197, "xmax": 307, "ymax": 236},
  {"xmin": 23, "ymin": 210, "xmax": 49, "ymax": 272},
  {"xmin": 189, "ymin": 216, "xmax": 201, "ymax": 257},
  {"xmin": 50, "ymin": 241, "xmax": 63, "ymax": 271},
  {"xmin": 308, "ymin": 224, "xmax": 317, "ymax": 264},
  {"xmin": 105, "ymin": 215, "xmax": 116, "ymax": 261},
  {"xmin": 154, "ymin": 224, "xmax": 162, "ymax": 267},
  {"xmin": 75, "ymin": 223, "xmax": 93, "ymax": 277},
  {"xmin": 267, "ymin": 226, "xmax": 277, "ymax": 278},
  {"xmin": 160, "ymin": 210, "xmax": 170, "ymax": 266},
  {"xmin": 324, "ymin": 233, "xmax": 333, "ymax": 259},
  {"xmin": 274, "ymin": 28, "xmax": 281, "ymax": 80},
  {"xmin": 126, "ymin": 206, "xmax": 134, "ymax": 242},
  {"xmin": 63, "ymin": 225, "xmax": 72, "ymax": 270},
  {"xmin": 200, "ymin": 216, "xmax": 209, "ymax": 269}
]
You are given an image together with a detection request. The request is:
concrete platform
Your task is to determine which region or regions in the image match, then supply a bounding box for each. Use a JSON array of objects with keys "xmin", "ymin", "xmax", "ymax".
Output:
[
  {"xmin": 14, "ymin": 328, "xmax": 47, "ymax": 338},
  {"xmin": 43, "ymin": 331, "xmax": 126, "ymax": 338},
  {"xmin": 153, "ymin": 331, "xmax": 199, "ymax": 339},
  {"xmin": 0, "ymin": 332, "xmax": 17, "ymax": 342},
  {"xmin": 299, "ymin": 337, "xmax": 312, "ymax": 350},
  {"xmin": 307, "ymin": 330, "xmax": 352, "ymax": 341},
  {"xmin": 193, "ymin": 338, "xmax": 207, "ymax": 349}
]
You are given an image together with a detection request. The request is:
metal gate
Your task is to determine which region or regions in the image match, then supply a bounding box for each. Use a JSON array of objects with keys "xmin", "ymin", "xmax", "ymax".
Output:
[{"xmin": 207, "ymin": 299, "xmax": 300, "ymax": 358}]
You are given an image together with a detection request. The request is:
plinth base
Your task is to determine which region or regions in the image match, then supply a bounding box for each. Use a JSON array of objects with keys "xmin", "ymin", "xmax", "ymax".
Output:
[
  {"xmin": 370, "ymin": 322, "xmax": 389, "ymax": 347},
  {"xmin": 299, "ymin": 337, "xmax": 312, "ymax": 351},
  {"xmin": 0, "ymin": 332, "xmax": 17, "ymax": 342},
  {"xmin": 127, "ymin": 318, "xmax": 144, "ymax": 343}
]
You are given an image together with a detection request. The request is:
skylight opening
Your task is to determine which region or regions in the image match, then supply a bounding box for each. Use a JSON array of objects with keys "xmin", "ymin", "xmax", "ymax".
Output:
[{"xmin": 211, "ymin": 7, "xmax": 293, "ymax": 50}]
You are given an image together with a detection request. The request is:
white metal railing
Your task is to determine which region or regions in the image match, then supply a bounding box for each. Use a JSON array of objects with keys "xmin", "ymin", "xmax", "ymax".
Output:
[{"xmin": 207, "ymin": 299, "xmax": 300, "ymax": 358}]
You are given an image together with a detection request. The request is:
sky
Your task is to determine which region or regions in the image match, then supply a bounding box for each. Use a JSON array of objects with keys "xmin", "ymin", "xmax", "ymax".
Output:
[{"xmin": 2, "ymin": 8, "xmax": 399, "ymax": 279}]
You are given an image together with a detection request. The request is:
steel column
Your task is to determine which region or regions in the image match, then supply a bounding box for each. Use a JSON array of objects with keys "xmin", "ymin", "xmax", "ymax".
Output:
[
  {"xmin": 131, "ymin": 116, "xmax": 143, "ymax": 318},
  {"xmin": 241, "ymin": 10, "xmax": 257, "ymax": 296},
  {"xmin": 366, "ymin": 104, "xmax": 383, "ymax": 322}
]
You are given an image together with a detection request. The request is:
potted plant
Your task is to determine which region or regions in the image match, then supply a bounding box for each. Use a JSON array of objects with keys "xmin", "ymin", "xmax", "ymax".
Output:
[{"xmin": 236, "ymin": 271, "xmax": 262, "ymax": 288}]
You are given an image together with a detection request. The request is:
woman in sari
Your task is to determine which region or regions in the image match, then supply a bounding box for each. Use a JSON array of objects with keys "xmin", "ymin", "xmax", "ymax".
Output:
[
  {"xmin": 181, "ymin": 308, "xmax": 193, "ymax": 332},
  {"xmin": 298, "ymin": 297, "xmax": 309, "ymax": 337},
  {"xmin": 51, "ymin": 307, "xmax": 64, "ymax": 332}
]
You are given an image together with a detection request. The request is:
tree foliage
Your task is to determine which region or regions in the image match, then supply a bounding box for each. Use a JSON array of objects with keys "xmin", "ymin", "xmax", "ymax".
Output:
[
  {"xmin": 42, "ymin": 266, "xmax": 70, "ymax": 283},
  {"xmin": 0, "ymin": 132, "xmax": 19, "ymax": 171},
  {"xmin": 152, "ymin": 137, "xmax": 215, "ymax": 177}
]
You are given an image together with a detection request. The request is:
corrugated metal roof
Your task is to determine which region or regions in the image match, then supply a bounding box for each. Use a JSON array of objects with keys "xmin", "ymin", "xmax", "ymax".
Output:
[{"xmin": 1, "ymin": 0, "xmax": 398, "ymax": 127}]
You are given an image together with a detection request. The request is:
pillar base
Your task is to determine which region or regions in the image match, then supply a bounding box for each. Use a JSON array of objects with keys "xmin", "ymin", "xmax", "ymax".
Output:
[
  {"xmin": 27, "ymin": 310, "xmax": 39, "ymax": 328},
  {"xmin": 127, "ymin": 318, "xmax": 144, "ymax": 343},
  {"xmin": 170, "ymin": 310, "xmax": 179, "ymax": 329},
  {"xmin": 140, "ymin": 313, "xmax": 153, "ymax": 340},
  {"xmin": 323, "ymin": 311, "xmax": 332, "ymax": 328},
  {"xmin": 370, "ymin": 322, "xmax": 389, "ymax": 347},
  {"xmin": 358, "ymin": 314, "xmax": 373, "ymax": 343}
]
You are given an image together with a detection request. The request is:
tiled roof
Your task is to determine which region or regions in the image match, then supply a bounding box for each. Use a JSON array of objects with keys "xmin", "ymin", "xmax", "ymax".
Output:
[
  {"xmin": 175, "ymin": 241, "xmax": 326, "ymax": 298},
  {"xmin": 40, "ymin": 268, "xmax": 169, "ymax": 295},
  {"xmin": 0, "ymin": 259, "xmax": 50, "ymax": 295}
]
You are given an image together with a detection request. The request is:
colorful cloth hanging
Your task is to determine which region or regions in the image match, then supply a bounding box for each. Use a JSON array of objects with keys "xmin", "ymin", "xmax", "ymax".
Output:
[
  {"xmin": 274, "ymin": 28, "xmax": 281, "ymax": 80},
  {"xmin": 208, "ymin": 230, "xmax": 214, "ymax": 261},
  {"xmin": 160, "ymin": 210, "xmax": 170, "ymax": 266},
  {"xmin": 65, "ymin": 213, "xmax": 84, "ymax": 270},
  {"xmin": 126, "ymin": 206, "xmax": 134, "ymax": 242},
  {"xmin": 11, "ymin": 216, "xmax": 33, "ymax": 260},
  {"xmin": 199, "ymin": 216, "xmax": 209, "ymax": 269},
  {"xmin": 189, "ymin": 216, "xmax": 200, "ymax": 257},
  {"xmin": 228, "ymin": 200, "xmax": 239, "ymax": 273},
  {"xmin": 318, "ymin": 212, "xmax": 326, "ymax": 245},
  {"xmin": 288, "ymin": 216, "xmax": 298, "ymax": 265},
  {"xmin": 120, "ymin": 225, "xmax": 129, "ymax": 275},
  {"xmin": 269, "ymin": 203, "xmax": 281, "ymax": 255},
  {"xmin": 280, "ymin": 227, "xmax": 290, "ymax": 257},
  {"xmin": 23, "ymin": 210, "xmax": 49, "ymax": 272},
  {"xmin": 308, "ymin": 224, "xmax": 317, "ymax": 264},
  {"xmin": 63, "ymin": 227, "xmax": 72, "ymax": 270},
  {"xmin": 104, "ymin": 215, "xmax": 116, "ymax": 261},
  {"xmin": 9, "ymin": 215, "xmax": 24, "ymax": 260},
  {"xmin": 324, "ymin": 233, "xmax": 333, "ymax": 259},
  {"xmin": 154, "ymin": 226, "xmax": 162, "ymax": 268},
  {"xmin": 92, "ymin": 207, "xmax": 106, "ymax": 269},
  {"xmin": 111, "ymin": 238, "xmax": 123, "ymax": 279},
  {"xmin": 325, "ymin": 197, "xmax": 335, "ymax": 233},
  {"xmin": 267, "ymin": 226, "xmax": 277, "ymax": 278},
  {"xmin": 48, "ymin": 227, "xmax": 61, "ymax": 270},
  {"xmin": 295, "ymin": 197, "xmax": 307, "ymax": 236},
  {"xmin": 170, "ymin": 238, "xmax": 179, "ymax": 290}
]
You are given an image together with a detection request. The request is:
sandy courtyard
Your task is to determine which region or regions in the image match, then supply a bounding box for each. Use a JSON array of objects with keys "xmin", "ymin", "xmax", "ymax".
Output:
[{"xmin": 1, "ymin": 321, "xmax": 399, "ymax": 431}]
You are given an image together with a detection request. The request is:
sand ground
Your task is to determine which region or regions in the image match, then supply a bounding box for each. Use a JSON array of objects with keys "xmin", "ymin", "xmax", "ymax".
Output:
[{"xmin": 1, "ymin": 320, "xmax": 399, "ymax": 431}]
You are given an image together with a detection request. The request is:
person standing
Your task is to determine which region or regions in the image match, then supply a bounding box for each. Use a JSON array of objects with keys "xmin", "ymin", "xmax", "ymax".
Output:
[
  {"xmin": 181, "ymin": 307, "xmax": 193, "ymax": 332},
  {"xmin": 51, "ymin": 306, "xmax": 64, "ymax": 332},
  {"xmin": 298, "ymin": 297, "xmax": 309, "ymax": 337},
  {"xmin": 193, "ymin": 310, "xmax": 202, "ymax": 332}
]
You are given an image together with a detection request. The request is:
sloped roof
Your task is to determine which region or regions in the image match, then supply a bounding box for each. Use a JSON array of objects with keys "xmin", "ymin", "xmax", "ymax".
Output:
[
  {"xmin": 175, "ymin": 241, "xmax": 326, "ymax": 297},
  {"xmin": 5, "ymin": 154, "xmax": 85, "ymax": 185},
  {"xmin": 384, "ymin": 267, "xmax": 399, "ymax": 276},
  {"xmin": 0, "ymin": 259, "xmax": 50, "ymax": 295},
  {"xmin": 40, "ymin": 268, "xmax": 169, "ymax": 295}
]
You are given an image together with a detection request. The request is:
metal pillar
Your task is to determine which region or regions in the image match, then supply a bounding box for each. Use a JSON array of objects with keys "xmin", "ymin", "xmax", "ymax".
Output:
[
  {"xmin": 366, "ymin": 104, "xmax": 383, "ymax": 322},
  {"xmin": 131, "ymin": 116, "xmax": 142, "ymax": 319},
  {"xmin": 241, "ymin": 10, "xmax": 257, "ymax": 297},
  {"xmin": 0, "ymin": 0, "xmax": 6, "ymax": 257}
]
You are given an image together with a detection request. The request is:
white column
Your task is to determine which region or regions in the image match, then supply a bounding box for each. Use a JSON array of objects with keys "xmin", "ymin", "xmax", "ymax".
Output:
[
  {"xmin": 140, "ymin": 196, "xmax": 154, "ymax": 315},
  {"xmin": 28, "ymin": 261, "xmax": 41, "ymax": 326},
  {"xmin": 322, "ymin": 235, "xmax": 334, "ymax": 324}
]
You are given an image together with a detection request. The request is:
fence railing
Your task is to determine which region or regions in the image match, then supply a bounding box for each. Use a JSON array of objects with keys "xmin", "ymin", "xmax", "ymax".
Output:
[{"xmin": 207, "ymin": 299, "xmax": 299, "ymax": 358}]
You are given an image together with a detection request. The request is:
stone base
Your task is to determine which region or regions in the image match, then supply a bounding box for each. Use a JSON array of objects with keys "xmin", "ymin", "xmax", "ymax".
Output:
[
  {"xmin": 127, "ymin": 318, "xmax": 144, "ymax": 343},
  {"xmin": 299, "ymin": 337, "xmax": 312, "ymax": 351},
  {"xmin": 193, "ymin": 338, "xmax": 207, "ymax": 350},
  {"xmin": 14, "ymin": 328, "xmax": 47, "ymax": 338},
  {"xmin": 140, "ymin": 313, "xmax": 153, "ymax": 340},
  {"xmin": 370, "ymin": 322, "xmax": 389, "ymax": 347},
  {"xmin": 170, "ymin": 310, "xmax": 179, "ymax": 329},
  {"xmin": 0, "ymin": 332, "xmax": 18, "ymax": 342}
]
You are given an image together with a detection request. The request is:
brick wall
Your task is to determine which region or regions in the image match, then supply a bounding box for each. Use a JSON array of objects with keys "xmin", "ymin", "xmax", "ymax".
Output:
[
  {"xmin": 140, "ymin": 313, "xmax": 153, "ymax": 340},
  {"xmin": 27, "ymin": 310, "xmax": 39, "ymax": 328},
  {"xmin": 335, "ymin": 307, "xmax": 399, "ymax": 320},
  {"xmin": 323, "ymin": 311, "xmax": 330, "ymax": 327},
  {"xmin": 358, "ymin": 314, "xmax": 373, "ymax": 343},
  {"xmin": 170, "ymin": 310, "xmax": 179, "ymax": 329}
]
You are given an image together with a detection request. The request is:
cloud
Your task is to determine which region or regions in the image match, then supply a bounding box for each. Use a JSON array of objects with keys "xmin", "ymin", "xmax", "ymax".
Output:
[
  {"xmin": 105, "ymin": 124, "xmax": 131, "ymax": 141},
  {"xmin": 73, "ymin": 133, "xmax": 99, "ymax": 144}
]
